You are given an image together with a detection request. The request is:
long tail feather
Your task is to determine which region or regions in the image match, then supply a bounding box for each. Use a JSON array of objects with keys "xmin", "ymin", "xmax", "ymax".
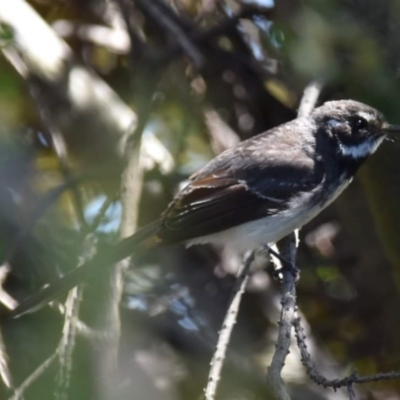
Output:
[{"xmin": 9, "ymin": 222, "xmax": 160, "ymax": 319}]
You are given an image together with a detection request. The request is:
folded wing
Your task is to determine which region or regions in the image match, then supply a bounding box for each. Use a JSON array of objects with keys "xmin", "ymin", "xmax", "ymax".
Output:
[{"xmin": 158, "ymin": 153, "xmax": 321, "ymax": 244}]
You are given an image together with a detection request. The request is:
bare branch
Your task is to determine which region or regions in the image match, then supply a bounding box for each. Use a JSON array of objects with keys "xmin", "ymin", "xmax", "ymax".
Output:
[
  {"xmin": 0, "ymin": 324, "xmax": 13, "ymax": 390},
  {"xmin": 114, "ymin": 0, "xmax": 145, "ymax": 60},
  {"xmin": 293, "ymin": 317, "xmax": 400, "ymax": 394},
  {"xmin": 265, "ymin": 234, "xmax": 298, "ymax": 400},
  {"xmin": 0, "ymin": 264, "xmax": 15, "ymax": 389},
  {"xmin": 297, "ymin": 80, "xmax": 324, "ymax": 118},
  {"xmin": 0, "ymin": 264, "xmax": 18, "ymax": 310},
  {"xmin": 28, "ymin": 80, "xmax": 89, "ymax": 231},
  {"xmin": 158, "ymin": 4, "xmax": 274, "ymax": 65},
  {"xmin": 135, "ymin": 0, "xmax": 204, "ymax": 67},
  {"xmin": 88, "ymin": 194, "xmax": 116, "ymax": 232},
  {"xmin": 204, "ymin": 251, "xmax": 254, "ymax": 400},
  {"xmin": 204, "ymin": 109, "xmax": 240, "ymax": 154},
  {"xmin": 8, "ymin": 353, "xmax": 58, "ymax": 400},
  {"xmin": 55, "ymin": 287, "xmax": 82, "ymax": 400},
  {"xmin": 53, "ymin": 20, "xmax": 130, "ymax": 53}
]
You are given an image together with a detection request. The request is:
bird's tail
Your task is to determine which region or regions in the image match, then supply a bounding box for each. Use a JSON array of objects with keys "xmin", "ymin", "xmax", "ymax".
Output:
[{"xmin": 9, "ymin": 221, "xmax": 161, "ymax": 319}]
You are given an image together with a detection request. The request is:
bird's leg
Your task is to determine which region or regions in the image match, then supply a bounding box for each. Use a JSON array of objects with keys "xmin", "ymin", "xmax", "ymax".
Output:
[{"xmin": 263, "ymin": 244, "xmax": 300, "ymax": 282}]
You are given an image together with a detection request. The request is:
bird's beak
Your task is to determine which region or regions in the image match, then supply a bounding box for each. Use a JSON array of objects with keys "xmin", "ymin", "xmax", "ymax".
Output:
[{"xmin": 383, "ymin": 123, "xmax": 400, "ymax": 133}]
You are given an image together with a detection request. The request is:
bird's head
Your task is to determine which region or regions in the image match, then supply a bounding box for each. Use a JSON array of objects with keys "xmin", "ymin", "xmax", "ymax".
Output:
[{"xmin": 311, "ymin": 100, "xmax": 400, "ymax": 159}]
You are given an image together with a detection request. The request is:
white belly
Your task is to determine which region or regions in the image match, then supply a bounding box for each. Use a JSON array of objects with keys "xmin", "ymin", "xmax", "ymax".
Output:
[{"xmin": 186, "ymin": 177, "xmax": 351, "ymax": 252}]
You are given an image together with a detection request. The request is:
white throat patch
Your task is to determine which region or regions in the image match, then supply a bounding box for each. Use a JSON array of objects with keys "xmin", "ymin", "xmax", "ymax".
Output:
[{"xmin": 338, "ymin": 136, "xmax": 385, "ymax": 159}]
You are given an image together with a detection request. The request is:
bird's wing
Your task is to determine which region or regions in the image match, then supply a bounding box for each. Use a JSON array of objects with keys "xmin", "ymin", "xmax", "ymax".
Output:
[{"xmin": 158, "ymin": 153, "xmax": 321, "ymax": 244}]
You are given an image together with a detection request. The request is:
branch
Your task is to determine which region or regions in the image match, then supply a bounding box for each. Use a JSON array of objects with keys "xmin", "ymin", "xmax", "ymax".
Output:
[
  {"xmin": 5, "ymin": 173, "xmax": 110, "ymax": 266},
  {"xmin": 114, "ymin": 0, "xmax": 145, "ymax": 60},
  {"xmin": 297, "ymin": 80, "xmax": 324, "ymax": 118},
  {"xmin": 0, "ymin": 322, "xmax": 13, "ymax": 391},
  {"xmin": 8, "ymin": 353, "xmax": 58, "ymax": 400},
  {"xmin": 28, "ymin": 80, "xmax": 89, "ymax": 231},
  {"xmin": 55, "ymin": 287, "xmax": 82, "ymax": 400},
  {"xmin": 53, "ymin": 20, "xmax": 130, "ymax": 54},
  {"xmin": 158, "ymin": 4, "xmax": 274, "ymax": 65},
  {"xmin": 204, "ymin": 251, "xmax": 255, "ymax": 400},
  {"xmin": 0, "ymin": 263, "xmax": 18, "ymax": 311},
  {"xmin": 95, "ymin": 139, "xmax": 144, "ymax": 396},
  {"xmin": 135, "ymin": 0, "xmax": 204, "ymax": 67},
  {"xmin": 294, "ymin": 317, "xmax": 400, "ymax": 395},
  {"xmin": 0, "ymin": 264, "xmax": 15, "ymax": 389},
  {"xmin": 265, "ymin": 234, "xmax": 298, "ymax": 400},
  {"xmin": 7, "ymin": 236, "xmax": 105, "ymax": 400}
]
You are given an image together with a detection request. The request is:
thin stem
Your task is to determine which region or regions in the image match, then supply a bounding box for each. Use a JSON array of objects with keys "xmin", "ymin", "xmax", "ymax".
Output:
[{"xmin": 204, "ymin": 251, "xmax": 254, "ymax": 400}]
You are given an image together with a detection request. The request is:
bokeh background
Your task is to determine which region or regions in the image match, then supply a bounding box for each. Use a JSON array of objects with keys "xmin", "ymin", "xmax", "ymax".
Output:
[{"xmin": 1, "ymin": 0, "xmax": 400, "ymax": 399}]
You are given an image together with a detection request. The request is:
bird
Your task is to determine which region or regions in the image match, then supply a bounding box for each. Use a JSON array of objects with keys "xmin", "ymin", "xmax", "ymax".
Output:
[{"xmin": 9, "ymin": 99, "xmax": 400, "ymax": 318}]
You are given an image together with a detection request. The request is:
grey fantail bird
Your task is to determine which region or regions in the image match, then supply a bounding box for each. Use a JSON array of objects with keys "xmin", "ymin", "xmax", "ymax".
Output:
[{"xmin": 10, "ymin": 99, "xmax": 400, "ymax": 318}]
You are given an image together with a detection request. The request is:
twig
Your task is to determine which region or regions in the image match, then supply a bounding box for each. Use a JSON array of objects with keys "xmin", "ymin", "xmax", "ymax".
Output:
[
  {"xmin": 158, "ymin": 4, "xmax": 274, "ymax": 64},
  {"xmin": 135, "ymin": 0, "xmax": 204, "ymax": 67},
  {"xmin": 7, "ymin": 353, "xmax": 58, "ymax": 400},
  {"xmin": 53, "ymin": 21, "xmax": 130, "ymax": 54},
  {"xmin": 50, "ymin": 130, "xmax": 88, "ymax": 231},
  {"xmin": 297, "ymin": 80, "xmax": 324, "ymax": 118},
  {"xmin": 266, "ymin": 233, "xmax": 298, "ymax": 400},
  {"xmin": 4, "ymin": 173, "xmax": 104, "ymax": 264},
  {"xmin": 204, "ymin": 251, "xmax": 254, "ymax": 400},
  {"xmin": 114, "ymin": 0, "xmax": 145, "ymax": 60},
  {"xmin": 96, "ymin": 142, "xmax": 143, "ymax": 396},
  {"xmin": 204, "ymin": 109, "xmax": 240, "ymax": 154},
  {"xmin": 55, "ymin": 286, "xmax": 82, "ymax": 400},
  {"xmin": 28, "ymin": 80, "xmax": 89, "ymax": 231},
  {"xmin": 95, "ymin": 78, "xmax": 154, "ymax": 398},
  {"xmin": 0, "ymin": 263, "xmax": 18, "ymax": 310},
  {"xmin": 0, "ymin": 323, "xmax": 13, "ymax": 390},
  {"xmin": 293, "ymin": 317, "xmax": 400, "ymax": 396},
  {"xmin": 88, "ymin": 194, "xmax": 116, "ymax": 232},
  {"xmin": 0, "ymin": 264, "xmax": 15, "ymax": 389},
  {"xmin": 347, "ymin": 384, "xmax": 356, "ymax": 400},
  {"xmin": 7, "ymin": 235, "xmax": 105, "ymax": 399},
  {"xmin": 74, "ymin": 320, "xmax": 109, "ymax": 342}
]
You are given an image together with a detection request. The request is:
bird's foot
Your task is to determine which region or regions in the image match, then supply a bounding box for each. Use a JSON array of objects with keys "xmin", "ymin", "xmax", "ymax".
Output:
[
  {"xmin": 264, "ymin": 245, "xmax": 300, "ymax": 283},
  {"xmin": 272, "ymin": 263, "xmax": 300, "ymax": 283}
]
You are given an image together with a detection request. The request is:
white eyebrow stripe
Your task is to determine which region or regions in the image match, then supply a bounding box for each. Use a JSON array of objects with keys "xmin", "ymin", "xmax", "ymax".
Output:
[{"xmin": 357, "ymin": 111, "xmax": 375, "ymax": 122}]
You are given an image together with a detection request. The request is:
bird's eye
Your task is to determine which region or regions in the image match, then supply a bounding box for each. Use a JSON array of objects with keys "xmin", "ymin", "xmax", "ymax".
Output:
[{"xmin": 352, "ymin": 117, "xmax": 368, "ymax": 132}]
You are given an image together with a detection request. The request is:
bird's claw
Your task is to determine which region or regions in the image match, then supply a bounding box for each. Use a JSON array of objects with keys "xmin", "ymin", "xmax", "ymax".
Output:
[{"xmin": 272, "ymin": 262, "xmax": 300, "ymax": 283}]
